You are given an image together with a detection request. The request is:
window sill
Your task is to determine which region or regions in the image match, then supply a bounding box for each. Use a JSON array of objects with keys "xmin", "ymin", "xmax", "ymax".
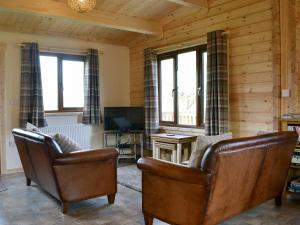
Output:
[
  {"xmin": 45, "ymin": 112, "xmax": 83, "ymax": 117},
  {"xmin": 160, "ymin": 125, "xmax": 205, "ymax": 135}
]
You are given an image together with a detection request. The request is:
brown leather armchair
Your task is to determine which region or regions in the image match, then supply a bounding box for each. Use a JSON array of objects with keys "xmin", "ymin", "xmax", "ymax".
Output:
[
  {"xmin": 12, "ymin": 128, "xmax": 118, "ymax": 213},
  {"xmin": 137, "ymin": 131, "xmax": 298, "ymax": 225}
]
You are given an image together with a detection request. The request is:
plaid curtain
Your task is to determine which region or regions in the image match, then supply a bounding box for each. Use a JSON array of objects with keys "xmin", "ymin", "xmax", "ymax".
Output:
[
  {"xmin": 82, "ymin": 49, "xmax": 102, "ymax": 124},
  {"xmin": 144, "ymin": 48, "xmax": 159, "ymax": 150},
  {"xmin": 205, "ymin": 30, "xmax": 229, "ymax": 135},
  {"xmin": 19, "ymin": 43, "xmax": 47, "ymax": 128}
]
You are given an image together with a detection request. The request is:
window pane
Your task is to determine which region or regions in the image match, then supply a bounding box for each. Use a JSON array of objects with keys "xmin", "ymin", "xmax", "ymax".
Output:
[
  {"xmin": 160, "ymin": 58, "xmax": 174, "ymax": 122},
  {"xmin": 62, "ymin": 60, "xmax": 84, "ymax": 108},
  {"xmin": 203, "ymin": 52, "xmax": 207, "ymax": 123},
  {"xmin": 177, "ymin": 51, "xmax": 197, "ymax": 126},
  {"xmin": 40, "ymin": 56, "xmax": 58, "ymax": 111}
]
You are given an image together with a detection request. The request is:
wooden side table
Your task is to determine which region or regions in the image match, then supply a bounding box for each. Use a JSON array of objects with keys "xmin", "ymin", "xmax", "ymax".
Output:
[{"xmin": 151, "ymin": 133, "xmax": 197, "ymax": 164}]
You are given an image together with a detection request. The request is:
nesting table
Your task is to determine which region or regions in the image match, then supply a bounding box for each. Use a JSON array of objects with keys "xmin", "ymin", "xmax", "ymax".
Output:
[{"xmin": 151, "ymin": 133, "xmax": 197, "ymax": 164}]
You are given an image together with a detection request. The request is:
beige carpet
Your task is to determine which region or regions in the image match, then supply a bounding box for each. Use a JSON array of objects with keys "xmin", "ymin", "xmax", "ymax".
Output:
[{"xmin": 117, "ymin": 164, "xmax": 141, "ymax": 192}]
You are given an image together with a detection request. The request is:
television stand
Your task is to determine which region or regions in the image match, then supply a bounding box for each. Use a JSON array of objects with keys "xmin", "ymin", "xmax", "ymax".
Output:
[{"xmin": 103, "ymin": 130, "xmax": 144, "ymax": 162}]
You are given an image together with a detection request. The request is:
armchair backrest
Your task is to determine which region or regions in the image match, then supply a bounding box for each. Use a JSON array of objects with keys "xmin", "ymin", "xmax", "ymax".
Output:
[
  {"xmin": 201, "ymin": 131, "xmax": 297, "ymax": 225},
  {"xmin": 12, "ymin": 128, "xmax": 62, "ymax": 199}
]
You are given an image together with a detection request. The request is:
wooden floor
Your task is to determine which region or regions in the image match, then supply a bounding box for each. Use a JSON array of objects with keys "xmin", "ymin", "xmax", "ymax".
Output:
[{"xmin": 0, "ymin": 173, "xmax": 300, "ymax": 225}]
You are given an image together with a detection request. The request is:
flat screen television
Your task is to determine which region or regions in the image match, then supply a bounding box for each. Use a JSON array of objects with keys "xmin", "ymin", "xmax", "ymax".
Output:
[{"xmin": 104, "ymin": 107, "xmax": 145, "ymax": 132}]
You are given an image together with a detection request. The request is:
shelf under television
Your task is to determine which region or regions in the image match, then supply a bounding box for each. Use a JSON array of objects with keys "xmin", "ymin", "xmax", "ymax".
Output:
[
  {"xmin": 286, "ymin": 190, "xmax": 300, "ymax": 196},
  {"xmin": 290, "ymin": 164, "xmax": 300, "ymax": 169}
]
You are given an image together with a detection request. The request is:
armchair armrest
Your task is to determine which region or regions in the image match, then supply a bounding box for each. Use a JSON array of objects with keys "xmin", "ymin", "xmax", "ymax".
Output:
[
  {"xmin": 137, "ymin": 157, "xmax": 209, "ymax": 185},
  {"xmin": 53, "ymin": 148, "xmax": 118, "ymax": 165}
]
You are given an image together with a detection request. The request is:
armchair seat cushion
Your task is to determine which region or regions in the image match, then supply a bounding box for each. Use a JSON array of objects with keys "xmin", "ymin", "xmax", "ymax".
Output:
[{"xmin": 188, "ymin": 132, "xmax": 232, "ymax": 168}]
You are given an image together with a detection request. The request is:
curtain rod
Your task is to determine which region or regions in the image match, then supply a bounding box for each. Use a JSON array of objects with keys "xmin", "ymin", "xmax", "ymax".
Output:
[
  {"xmin": 221, "ymin": 31, "xmax": 229, "ymax": 36},
  {"xmin": 153, "ymin": 31, "xmax": 229, "ymax": 54},
  {"xmin": 153, "ymin": 36, "xmax": 206, "ymax": 54},
  {"xmin": 17, "ymin": 44, "xmax": 104, "ymax": 55}
]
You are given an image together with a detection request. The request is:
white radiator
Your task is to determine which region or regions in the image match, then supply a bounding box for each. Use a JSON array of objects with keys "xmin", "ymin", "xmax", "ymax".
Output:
[{"xmin": 39, "ymin": 124, "xmax": 91, "ymax": 149}]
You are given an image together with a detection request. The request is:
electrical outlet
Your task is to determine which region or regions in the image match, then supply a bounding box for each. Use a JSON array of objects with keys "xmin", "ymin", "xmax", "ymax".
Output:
[{"xmin": 281, "ymin": 89, "xmax": 290, "ymax": 98}]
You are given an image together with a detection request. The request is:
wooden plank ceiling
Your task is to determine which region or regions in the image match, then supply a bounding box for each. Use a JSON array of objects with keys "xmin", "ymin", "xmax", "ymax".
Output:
[{"xmin": 0, "ymin": 0, "xmax": 207, "ymax": 45}]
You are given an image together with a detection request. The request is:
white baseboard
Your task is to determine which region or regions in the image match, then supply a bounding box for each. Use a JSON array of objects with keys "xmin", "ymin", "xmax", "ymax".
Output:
[{"xmin": 2, "ymin": 167, "xmax": 23, "ymax": 175}]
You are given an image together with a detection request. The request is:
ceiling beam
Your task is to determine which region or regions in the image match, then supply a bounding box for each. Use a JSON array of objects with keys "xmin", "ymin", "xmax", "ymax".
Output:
[
  {"xmin": 0, "ymin": 0, "xmax": 162, "ymax": 35},
  {"xmin": 165, "ymin": 0, "xmax": 208, "ymax": 8}
]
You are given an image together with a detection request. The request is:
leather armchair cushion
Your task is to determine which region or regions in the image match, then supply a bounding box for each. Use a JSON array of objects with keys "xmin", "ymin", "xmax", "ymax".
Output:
[
  {"xmin": 188, "ymin": 132, "xmax": 233, "ymax": 168},
  {"xmin": 53, "ymin": 133, "xmax": 82, "ymax": 153},
  {"xmin": 187, "ymin": 142, "xmax": 211, "ymax": 168},
  {"xmin": 25, "ymin": 122, "xmax": 39, "ymax": 131}
]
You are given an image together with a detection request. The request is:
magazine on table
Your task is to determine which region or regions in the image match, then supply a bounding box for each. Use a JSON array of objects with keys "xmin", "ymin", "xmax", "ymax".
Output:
[
  {"xmin": 292, "ymin": 153, "xmax": 300, "ymax": 165},
  {"xmin": 289, "ymin": 178, "xmax": 300, "ymax": 193}
]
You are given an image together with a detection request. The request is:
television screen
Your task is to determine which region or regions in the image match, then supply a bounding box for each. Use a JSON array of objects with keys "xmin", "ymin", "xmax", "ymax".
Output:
[{"xmin": 104, "ymin": 107, "xmax": 145, "ymax": 132}]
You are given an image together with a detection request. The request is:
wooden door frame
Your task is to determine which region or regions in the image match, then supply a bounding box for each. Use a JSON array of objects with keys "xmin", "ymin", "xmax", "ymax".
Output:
[
  {"xmin": 272, "ymin": 0, "xmax": 298, "ymax": 131},
  {"xmin": 0, "ymin": 43, "xmax": 6, "ymax": 174},
  {"xmin": 279, "ymin": 0, "xmax": 297, "ymax": 116}
]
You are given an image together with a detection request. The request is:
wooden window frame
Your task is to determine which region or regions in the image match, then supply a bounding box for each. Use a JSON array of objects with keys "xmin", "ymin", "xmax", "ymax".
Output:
[
  {"xmin": 40, "ymin": 52, "xmax": 86, "ymax": 113},
  {"xmin": 157, "ymin": 45, "xmax": 207, "ymax": 128}
]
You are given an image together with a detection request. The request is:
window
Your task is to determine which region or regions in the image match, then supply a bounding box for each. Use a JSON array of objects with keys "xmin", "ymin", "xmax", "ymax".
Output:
[
  {"xmin": 40, "ymin": 53, "xmax": 85, "ymax": 112},
  {"xmin": 158, "ymin": 45, "xmax": 207, "ymax": 127}
]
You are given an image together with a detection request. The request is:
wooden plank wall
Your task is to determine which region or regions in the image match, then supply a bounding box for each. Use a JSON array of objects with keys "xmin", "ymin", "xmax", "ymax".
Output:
[
  {"xmin": 129, "ymin": 0, "xmax": 274, "ymax": 137},
  {"xmin": 280, "ymin": 0, "xmax": 297, "ymax": 116},
  {"xmin": 271, "ymin": 0, "xmax": 281, "ymax": 132},
  {"xmin": 0, "ymin": 43, "xmax": 5, "ymax": 173}
]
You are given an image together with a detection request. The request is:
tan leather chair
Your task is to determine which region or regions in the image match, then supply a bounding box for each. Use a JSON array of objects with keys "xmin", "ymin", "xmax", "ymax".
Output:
[
  {"xmin": 137, "ymin": 131, "xmax": 298, "ymax": 225},
  {"xmin": 12, "ymin": 128, "xmax": 118, "ymax": 213}
]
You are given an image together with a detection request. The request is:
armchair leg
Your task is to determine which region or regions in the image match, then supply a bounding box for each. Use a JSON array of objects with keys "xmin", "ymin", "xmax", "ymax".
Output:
[
  {"xmin": 275, "ymin": 196, "xmax": 282, "ymax": 206},
  {"xmin": 143, "ymin": 212, "xmax": 154, "ymax": 225},
  {"xmin": 61, "ymin": 202, "xmax": 69, "ymax": 214},
  {"xmin": 107, "ymin": 194, "xmax": 116, "ymax": 204},
  {"xmin": 26, "ymin": 178, "xmax": 31, "ymax": 186}
]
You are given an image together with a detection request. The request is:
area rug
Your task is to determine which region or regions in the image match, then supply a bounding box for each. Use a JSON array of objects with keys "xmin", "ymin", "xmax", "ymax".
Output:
[
  {"xmin": 117, "ymin": 164, "xmax": 141, "ymax": 192},
  {"xmin": 0, "ymin": 178, "xmax": 7, "ymax": 192}
]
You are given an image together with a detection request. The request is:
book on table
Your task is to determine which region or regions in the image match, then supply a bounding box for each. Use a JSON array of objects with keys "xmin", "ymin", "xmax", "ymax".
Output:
[
  {"xmin": 289, "ymin": 178, "xmax": 300, "ymax": 193},
  {"xmin": 292, "ymin": 152, "xmax": 300, "ymax": 165}
]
